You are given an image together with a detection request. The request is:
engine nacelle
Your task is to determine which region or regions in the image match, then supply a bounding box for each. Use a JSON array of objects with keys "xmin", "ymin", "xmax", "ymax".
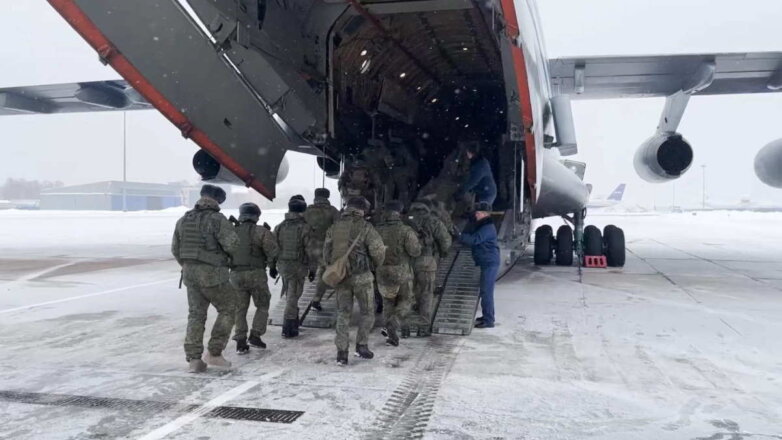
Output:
[
  {"xmin": 193, "ymin": 150, "xmax": 289, "ymax": 186},
  {"xmin": 755, "ymin": 139, "xmax": 782, "ymax": 188},
  {"xmin": 633, "ymin": 132, "xmax": 694, "ymax": 182}
]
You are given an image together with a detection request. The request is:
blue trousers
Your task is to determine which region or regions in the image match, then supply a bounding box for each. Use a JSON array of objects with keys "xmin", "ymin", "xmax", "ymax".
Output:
[{"xmin": 478, "ymin": 264, "xmax": 499, "ymax": 325}]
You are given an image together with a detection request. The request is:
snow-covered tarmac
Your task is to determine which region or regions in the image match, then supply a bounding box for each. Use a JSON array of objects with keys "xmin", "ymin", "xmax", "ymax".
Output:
[{"xmin": 0, "ymin": 209, "xmax": 781, "ymax": 439}]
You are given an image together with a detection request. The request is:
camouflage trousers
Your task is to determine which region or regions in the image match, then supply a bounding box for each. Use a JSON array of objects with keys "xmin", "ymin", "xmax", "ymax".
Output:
[
  {"xmin": 281, "ymin": 265, "xmax": 308, "ymax": 321},
  {"xmin": 335, "ymin": 272, "xmax": 375, "ymax": 351},
  {"xmin": 230, "ymin": 269, "xmax": 271, "ymax": 340},
  {"xmin": 183, "ymin": 265, "xmax": 236, "ymax": 360},
  {"xmin": 311, "ymin": 264, "xmax": 329, "ymax": 302},
  {"xmin": 411, "ymin": 269, "xmax": 436, "ymax": 326},
  {"xmin": 381, "ymin": 280, "xmax": 413, "ymax": 338}
]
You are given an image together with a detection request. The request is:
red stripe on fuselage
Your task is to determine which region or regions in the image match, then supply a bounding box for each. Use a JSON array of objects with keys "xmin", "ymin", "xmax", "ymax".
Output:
[
  {"xmin": 498, "ymin": 0, "xmax": 538, "ymax": 201},
  {"xmin": 46, "ymin": 0, "xmax": 276, "ymax": 199}
]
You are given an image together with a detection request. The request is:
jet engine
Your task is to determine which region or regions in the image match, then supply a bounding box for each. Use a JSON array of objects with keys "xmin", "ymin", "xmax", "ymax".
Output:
[
  {"xmin": 755, "ymin": 139, "xmax": 782, "ymax": 188},
  {"xmin": 633, "ymin": 132, "xmax": 694, "ymax": 182},
  {"xmin": 193, "ymin": 150, "xmax": 289, "ymax": 186}
]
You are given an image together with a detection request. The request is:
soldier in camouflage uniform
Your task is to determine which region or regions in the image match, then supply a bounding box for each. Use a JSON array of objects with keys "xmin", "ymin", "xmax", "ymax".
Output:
[
  {"xmin": 375, "ymin": 200, "xmax": 421, "ymax": 346},
  {"xmin": 230, "ymin": 203, "xmax": 279, "ymax": 354},
  {"xmin": 270, "ymin": 196, "xmax": 309, "ymax": 338},
  {"xmin": 303, "ymin": 188, "xmax": 341, "ymax": 311},
  {"xmin": 323, "ymin": 197, "xmax": 385, "ymax": 365},
  {"xmin": 406, "ymin": 200, "xmax": 452, "ymax": 337},
  {"xmin": 171, "ymin": 184, "xmax": 238, "ymax": 373},
  {"xmin": 338, "ymin": 159, "xmax": 379, "ymax": 210}
]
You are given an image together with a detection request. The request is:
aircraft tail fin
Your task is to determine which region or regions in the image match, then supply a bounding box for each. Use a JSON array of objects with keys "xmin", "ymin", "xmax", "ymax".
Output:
[{"xmin": 608, "ymin": 184, "xmax": 626, "ymax": 201}]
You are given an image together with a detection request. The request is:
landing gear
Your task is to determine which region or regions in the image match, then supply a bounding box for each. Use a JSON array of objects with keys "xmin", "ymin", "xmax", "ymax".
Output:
[
  {"xmin": 583, "ymin": 225, "xmax": 603, "ymax": 256},
  {"xmin": 555, "ymin": 225, "xmax": 574, "ymax": 266},
  {"xmin": 533, "ymin": 225, "xmax": 553, "ymax": 265},
  {"xmin": 533, "ymin": 210, "xmax": 625, "ymax": 267},
  {"xmin": 603, "ymin": 225, "xmax": 626, "ymax": 267}
]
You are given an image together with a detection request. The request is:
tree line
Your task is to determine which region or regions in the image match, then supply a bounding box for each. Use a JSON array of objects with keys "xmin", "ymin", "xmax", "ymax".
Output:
[{"xmin": 0, "ymin": 178, "xmax": 64, "ymax": 200}]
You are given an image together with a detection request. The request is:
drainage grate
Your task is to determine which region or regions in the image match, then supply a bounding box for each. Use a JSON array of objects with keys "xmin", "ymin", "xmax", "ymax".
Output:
[{"xmin": 0, "ymin": 390, "xmax": 303, "ymax": 424}]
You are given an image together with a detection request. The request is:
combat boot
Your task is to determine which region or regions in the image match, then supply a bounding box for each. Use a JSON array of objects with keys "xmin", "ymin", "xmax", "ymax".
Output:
[
  {"xmin": 337, "ymin": 350, "xmax": 349, "ymax": 366},
  {"xmin": 282, "ymin": 319, "xmax": 299, "ymax": 338},
  {"xmin": 188, "ymin": 358, "xmax": 207, "ymax": 373},
  {"xmin": 355, "ymin": 344, "xmax": 374, "ymax": 359},
  {"xmin": 236, "ymin": 338, "xmax": 249, "ymax": 355},
  {"xmin": 248, "ymin": 333, "xmax": 266, "ymax": 349},
  {"xmin": 385, "ymin": 329, "xmax": 399, "ymax": 347},
  {"xmin": 204, "ymin": 352, "xmax": 232, "ymax": 369},
  {"xmin": 401, "ymin": 327, "xmax": 410, "ymax": 339},
  {"xmin": 311, "ymin": 301, "xmax": 322, "ymax": 312}
]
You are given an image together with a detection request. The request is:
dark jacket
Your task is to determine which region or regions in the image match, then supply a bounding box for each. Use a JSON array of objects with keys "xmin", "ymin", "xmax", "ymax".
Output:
[
  {"xmin": 458, "ymin": 157, "xmax": 497, "ymax": 206},
  {"xmin": 459, "ymin": 217, "xmax": 500, "ymax": 267}
]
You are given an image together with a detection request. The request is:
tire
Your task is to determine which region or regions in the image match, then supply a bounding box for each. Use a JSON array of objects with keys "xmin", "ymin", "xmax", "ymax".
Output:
[
  {"xmin": 537, "ymin": 224, "xmax": 553, "ymax": 238},
  {"xmin": 603, "ymin": 225, "xmax": 618, "ymax": 237},
  {"xmin": 534, "ymin": 225, "xmax": 553, "ymax": 265},
  {"xmin": 583, "ymin": 225, "xmax": 603, "ymax": 256},
  {"xmin": 555, "ymin": 225, "xmax": 574, "ymax": 266},
  {"xmin": 604, "ymin": 226, "xmax": 626, "ymax": 267}
]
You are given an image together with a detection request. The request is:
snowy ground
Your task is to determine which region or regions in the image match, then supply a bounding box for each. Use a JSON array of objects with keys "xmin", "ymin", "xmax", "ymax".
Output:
[{"xmin": 0, "ymin": 209, "xmax": 781, "ymax": 439}]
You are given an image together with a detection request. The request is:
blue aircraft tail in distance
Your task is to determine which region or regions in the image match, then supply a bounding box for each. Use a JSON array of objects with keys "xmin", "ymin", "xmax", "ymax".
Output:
[{"xmin": 608, "ymin": 184, "xmax": 627, "ymax": 201}]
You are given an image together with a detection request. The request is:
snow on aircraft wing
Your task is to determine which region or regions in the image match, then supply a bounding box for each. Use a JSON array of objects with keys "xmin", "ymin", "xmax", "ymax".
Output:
[
  {"xmin": 549, "ymin": 52, "xmax": 782, "ymax": 99},
  {"xmin": 0, "ymin": 80, "xmax": 152, "ymax": 115}
]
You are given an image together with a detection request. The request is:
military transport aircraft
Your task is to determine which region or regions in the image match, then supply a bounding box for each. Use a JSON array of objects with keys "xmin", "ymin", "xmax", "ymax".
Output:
[{"xmin": 1, "ymin": 0, "xmax": 781, "ymax": 274}]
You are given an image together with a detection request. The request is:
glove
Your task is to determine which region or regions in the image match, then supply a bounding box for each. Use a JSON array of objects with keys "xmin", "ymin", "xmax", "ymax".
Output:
[
  {"xmin": 308, "ymin": 271, "xmax": 316, "ymax": 282},
  {"xmin": 263, "ymin": 222, "xmax": 271, "ymax": 231},
  {"xmin": 269, "ymin": 266, "xmax": 278, "ymax": 279}
]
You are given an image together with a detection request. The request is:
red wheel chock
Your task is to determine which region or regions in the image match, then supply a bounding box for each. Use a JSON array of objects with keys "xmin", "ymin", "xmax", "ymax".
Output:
[{"xmin": 584, "ymin": 255, "xmax": 607, "ymax": 268}]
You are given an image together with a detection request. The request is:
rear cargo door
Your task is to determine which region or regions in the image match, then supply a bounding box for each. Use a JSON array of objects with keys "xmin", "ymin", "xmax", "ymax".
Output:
[{"xmin": 49, "ymin": 0, "xmax": 296, "ymax": 199}]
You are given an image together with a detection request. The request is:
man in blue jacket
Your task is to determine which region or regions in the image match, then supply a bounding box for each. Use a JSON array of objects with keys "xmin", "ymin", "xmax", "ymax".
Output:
[
  {"xmin": 458, "ymin": 202, "xmax": 500, "ymax": 328},
  {"xmin": 455, "ymin": 143, "xmax": 497, "ymax": 208}
]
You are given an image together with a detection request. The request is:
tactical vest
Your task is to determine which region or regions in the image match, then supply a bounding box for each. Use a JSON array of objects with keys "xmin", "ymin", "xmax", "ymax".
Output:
[
  {"xmin": 231, "ymin": 223, "xmax": 266, "ymax": 270},
  {"xmin": 331, "ymin": 217, "xmax": 371, "ymax": 275},
  {"xmin": 304, "ymin": 204, "xmax": 335, "ymax": 243},
  {"xmin": 277, "ymin": 218, "xmax": 306, "ymax": 262},
  {"xmin": 407, "ymin": 212, "xmax": 435, "ymax": 257},
  {"xmin": 377, "ymin": 221, "xmax": 407, "ymax": 266},
  {"xmin": 178, "ymin": 209, "xmax": 229, "ymax": 266}
]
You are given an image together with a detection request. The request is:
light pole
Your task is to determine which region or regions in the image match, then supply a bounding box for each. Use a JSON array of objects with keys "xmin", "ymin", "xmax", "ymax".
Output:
[
  {"xmin": 701, "ymin": 164, "xmax": 707, "ymax": 209},
  {"xmin": 122, "ymin": 112, "xmax": 127, "ymax": 212}
]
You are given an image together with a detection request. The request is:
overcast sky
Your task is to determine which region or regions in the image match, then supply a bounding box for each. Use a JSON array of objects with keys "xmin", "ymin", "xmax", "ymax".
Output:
[{"xmin": 0, "ymin": 0, "xmax": 781, "ymax": 208}]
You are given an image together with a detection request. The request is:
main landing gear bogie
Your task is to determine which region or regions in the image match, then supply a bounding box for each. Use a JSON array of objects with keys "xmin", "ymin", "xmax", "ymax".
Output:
[{"xmin": 534, "ymin": 222, "xmax": 626, "ymax": 268}]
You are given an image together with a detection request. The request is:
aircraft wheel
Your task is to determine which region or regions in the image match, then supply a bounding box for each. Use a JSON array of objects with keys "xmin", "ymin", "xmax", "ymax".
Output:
[
  {"xmin": 534, "ymin": 225, "xmax": 553, "ymax": 265},
  {"xmin": 583, "ymin": 225, "xmax": 603, "ymax": 256},
  {"xmin": 604, "ymin": 226, "xmax": 626, "ymax": 267},
  {"xmin": 555, "ymin": 225, "xmax": 574, "ymax": 266}
]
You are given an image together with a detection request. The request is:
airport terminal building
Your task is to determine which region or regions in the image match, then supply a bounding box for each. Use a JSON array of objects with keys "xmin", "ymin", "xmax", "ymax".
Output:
[{"xmin": 39, "ymin": 181, "xmax": 184, "ymax": 211}]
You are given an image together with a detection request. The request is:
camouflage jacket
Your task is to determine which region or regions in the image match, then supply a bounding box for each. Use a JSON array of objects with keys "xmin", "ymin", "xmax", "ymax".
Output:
[
  {"xmin": 272, "ymin": 212, "xmax": 309, "ymax": 274},
  {"xmin": 171, "ymin": 197, "xmax": 238, "ymax": 287},
  {"xmin": 304, "ymin": 197, "xmax": 340, "ymax": 245},
  {"xmin": 375, "ymin": 212, "xmax": 421, "ymax": 284},
  {"xmin": 324, "ymin": 207, "xmax": 385, "ymax": 281},
  {"xmin": 406, "ymin": 204, "xmax": 452, "ymax": 270}
]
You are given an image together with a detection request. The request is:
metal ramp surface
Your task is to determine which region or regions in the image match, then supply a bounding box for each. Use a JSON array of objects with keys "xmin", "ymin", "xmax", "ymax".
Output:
[
  {"xmin": 431, "ymin": 248, "xmax": 481, "ymax": 336},
  {"xmin": 268, "ymin": 282, "xmax": 337, "ymax": 328}
]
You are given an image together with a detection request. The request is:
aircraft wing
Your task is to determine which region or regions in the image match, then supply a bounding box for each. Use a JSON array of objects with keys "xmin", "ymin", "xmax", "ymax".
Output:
[
  {"xmin": 549, "ymin": 52, "xmax": 782, "ymax": 99},
  {"xmin": 0, "ymin": 80, "xmax": 152, "ymax": 115}
]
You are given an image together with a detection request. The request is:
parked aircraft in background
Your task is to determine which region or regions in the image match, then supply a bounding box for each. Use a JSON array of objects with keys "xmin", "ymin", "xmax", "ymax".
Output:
[{"xmin": 587, "ymin": 184, "xmax": 627, "ymax": 209}]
